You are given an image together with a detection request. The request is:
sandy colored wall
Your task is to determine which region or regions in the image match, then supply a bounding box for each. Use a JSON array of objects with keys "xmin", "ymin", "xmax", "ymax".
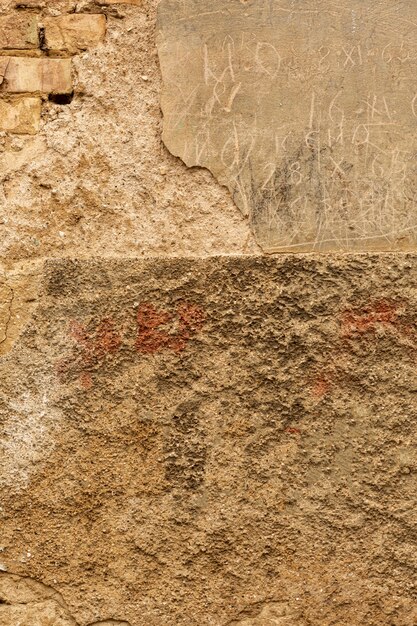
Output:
[
  {"xmin": 0, "ymin": 0, "xmax": 257, "ymax": 266},
  {"xmin": 0, "ymin": 0, "xmax": 259, "ymax": 359},
  {"xmin": 0, "ymin": 2, "xmax": 416, "ymax": 626}
]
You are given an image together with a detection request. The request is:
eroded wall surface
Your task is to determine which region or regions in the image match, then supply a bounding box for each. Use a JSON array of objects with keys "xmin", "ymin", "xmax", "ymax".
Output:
[
  {"xmin": 1, "ymin": 256, "xmax": 417, "ymax": 626},
  {"xmin": 0, "ymin": 1, "xmax": 416, "ymax": 626}
]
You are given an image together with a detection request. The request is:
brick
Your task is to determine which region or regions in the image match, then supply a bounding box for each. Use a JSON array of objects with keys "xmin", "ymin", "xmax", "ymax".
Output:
[
  {"xmin": 0, "ymin": 57, "xmax": 9, "ymax": 82},
  {"xmin": 12, "ymin": 1, "xmax": 45, "ymax": 7},
  {"xmin": 43, "ymin": 14, "xmax": 106, "ymax": 54},
  {"xmin": 0, "ymin": 49, "xmax": 42, "ymax": 57},
  {"xmin": 0, "ymin": 57, "xmax": 72, "ymax": 93},
  {"xmin": 0, "ymin": 14, "xmax": 39, "ymax": 49},
  {"xmin": 14, "ymin": 0, "xmax": 77, "ymax": 8},
  {"xmin": 0, "ymin": 600, "xmax": 76, "ymax": 626},
  {"xmin": 98, "ymin": 0, "xmax": 142, "ymax": 4},
  {"xmin": 0, "ymin": 96, "xmax": 41, "ymax": 134}
]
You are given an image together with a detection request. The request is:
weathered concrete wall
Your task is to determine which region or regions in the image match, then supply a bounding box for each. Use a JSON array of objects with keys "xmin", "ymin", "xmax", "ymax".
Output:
[
  {"xmin": 0, "ymin": 1, "xmax": 416, "ymax": 625},
  {"xmin": 1, "ymin": 256, "xmax": 417, "ymax": 626}
]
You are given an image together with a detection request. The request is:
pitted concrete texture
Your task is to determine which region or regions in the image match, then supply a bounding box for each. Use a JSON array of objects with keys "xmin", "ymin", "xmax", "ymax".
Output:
[
  {"xmin": 0, "ymin": 573, "xmax": 130, "ymax": 626},
  {"xmin": 157, "ymin": 0, "xmax": 417, "ymax": 252},
  {"xmin": 0, "ymin": 256, "xmax": 415, "ymax": 625}
]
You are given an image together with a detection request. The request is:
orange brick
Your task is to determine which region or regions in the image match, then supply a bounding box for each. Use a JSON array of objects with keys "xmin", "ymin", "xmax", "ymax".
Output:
[
  {"xmin": 98, "ymin": 0, "xmax": 141, "ymax": 4},
  {"xmin": 43, "ymin": 14, "xmax": 106, "ymax": 54},
  {"xmin": 0, "ymin": 14, "xmax": 39, "ymax": 50},
  {"xmin": 0, "ymin": 57, "xmax": 72, "ymax": 94}
]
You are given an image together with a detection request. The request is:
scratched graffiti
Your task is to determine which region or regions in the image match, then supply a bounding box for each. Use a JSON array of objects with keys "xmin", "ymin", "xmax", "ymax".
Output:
[{"xmin": 157, "ymin": 0, "xmax": 417, "ymax": 252}]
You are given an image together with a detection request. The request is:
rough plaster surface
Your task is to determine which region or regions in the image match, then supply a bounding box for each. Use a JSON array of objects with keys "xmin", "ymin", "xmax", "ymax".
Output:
[
  {"xmin": 1, "ymin": 1, "xmax": 416, "ymax": 625},
  {"xmin": 0, "ymin": 573, "xmax": 130, "ymax": 625},
  {"xmin": 0, "ymin": 256, "xmax": 416, "ymax": 625},
  {"xmin": 157, "ymin": 0, "xmax": 417, "ymax": 253}
]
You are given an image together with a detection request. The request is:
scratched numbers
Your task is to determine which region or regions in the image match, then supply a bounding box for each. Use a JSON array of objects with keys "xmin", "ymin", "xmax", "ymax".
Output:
[{"xmin": 158, "ymin": 0, "xmax": 417, "ymax": 251}]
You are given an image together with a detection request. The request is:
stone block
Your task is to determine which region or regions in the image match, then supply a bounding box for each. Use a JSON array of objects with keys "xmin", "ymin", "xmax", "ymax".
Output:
[
  {"xmin": 158, "ymin": 0, "xmax": 417, "ymax": 252},
  {"xmin": 0, "ymin": 135, "xmax": 46, "ymax": 180},
  {"xmin": 0, "ymin": 573, "xmax": 130, "ymax": 626},
  {"xmin": 0, "ymin": 56, "xmax": 72, "ymax": 93},
  {"xmin": 12, "ymin": 0, "xmax": 75, "ymax": 9},
  {"xmin": 98, "ymin": 0, "xmax": 141, "ymax": 4},
  {"xmin": 0, "ymin": 266, "xmax": 41, "ymax": 357},
  {"xmin": 0, "ymin": 13, "xmax": 38, "ymax": 50},
  {"xmin": 0, "ymin": 601, "xmax": 77, "ymax": 626},
  {"xmin": 43, "ymin": 14, "xmax": 107, "ymax": 54},
  {"xmin": 0, "ymin": 96, "xmax": 41, "ymax": 134},
  {"xmin": 12, "ymin": 0, "xmax": 45, "ymax": 7}
]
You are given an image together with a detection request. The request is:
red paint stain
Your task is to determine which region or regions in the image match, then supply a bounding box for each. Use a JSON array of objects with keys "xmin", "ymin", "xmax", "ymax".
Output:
[
  {"xmin": 178, "ymin": 302, "xmax": 205, "ymax": 333},
  {"xmin": 136, "ymin": 303, "xmax": 173, "ymax": 354},
  {"xmin": 286, "ymin": 427, "xmax": 301, "ymax": 436},
  {"xmin": 57, "ymin": 317, "xmax": 122, "ymax": 387},
  {"xmin": 340, "ymin": 300, "xmax": 402, "ymax": 338},
  {"xmin": 307, "ymin": 298, "xmax": 414, "ymax": 401},
  {"xmin": 69, "ymin": 317, "xmax": 121, "ymax": 366},
  {"xmin": 94, "ymin": 318, "xmax": 122, "ymax": 358},
  {"xmin": 56, "ymin": 302, "xmax": 205, "ymax": 387},
  {"xmin": 79, "ymin": 372, "xmax": 93, "ymax": 390},
  {"xmin": 136, "ymin": 302, "xmax": 205, "ymax": 354},
  {"xmin": 311, "ymin": 375, "xmax": 332, "ymax": 399}
]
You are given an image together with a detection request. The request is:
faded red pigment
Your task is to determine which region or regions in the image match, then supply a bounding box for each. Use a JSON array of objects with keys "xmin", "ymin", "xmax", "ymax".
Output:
[
  {"xmin": 340, "ymin": 300, "xmax": 403, "ymax": 338},
  {"xmin": 55, "ymin": 317, "xmax": 122, "ymax": 385},
  {"xmin": 309, "ymin": 299, "xmax": 415, "ymax": 400},
  {"xmin": 311, "ymin": 375, "xmax": 332, "ymax": 399},
  {"xmin": 79, "ymin": 371, "xmax": 93, "ymax": 390},
  {"xmin": 56, "ymin": 302, "xmax": 205, "ymax": 387},
  {"xmin": 286, "ymin": 427, "xmax": 302, "ymax": 436},
  {"xmin": 69, "ymin": 318, "xmax": 122, "ymax": 365},
  {"xmin": 56, "ymin": 299, "xmax": 412, "ymax": 395},
  {"xmin": 135, "ymin": 302, "xmax": 205, "ymax": 354},
  {"xmin": 94, "ymin": 319, "xmax": 122, "ymax": 357}
]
